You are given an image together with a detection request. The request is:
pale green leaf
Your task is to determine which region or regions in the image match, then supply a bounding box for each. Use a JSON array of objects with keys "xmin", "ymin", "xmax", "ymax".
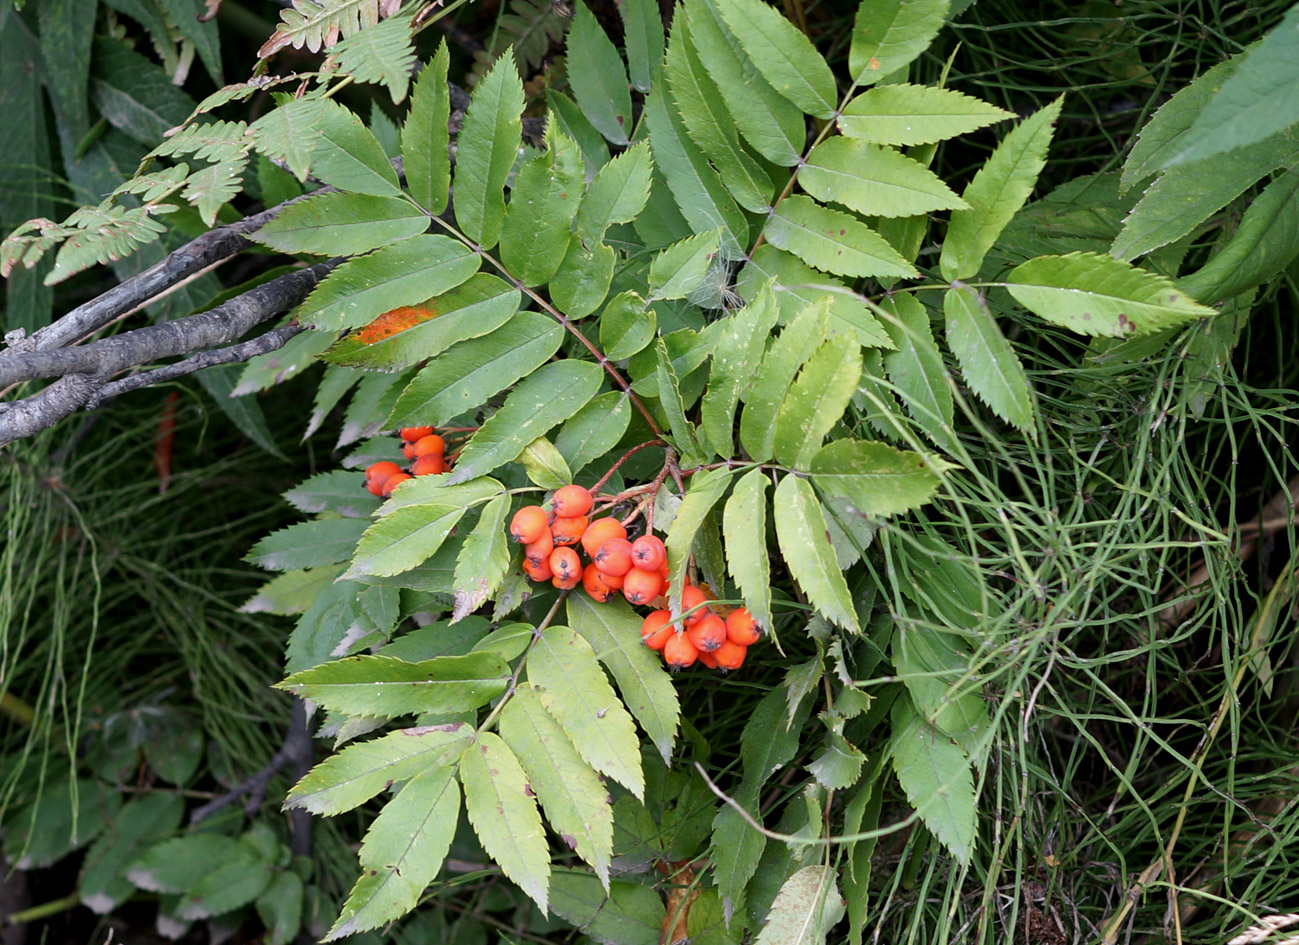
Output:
[
  {"xmin": 878, "ymin": 292, "xmax": 954, "ymax": 448},
  {"xmin": 446, "ymin": 359, "xmax": 604, "ymax": 484},
  {"xmin": 807, "ymin": 732, "xmax": 866, "ymax": 790},
  {"xmin": 753, "ymin": 866, "xmax": 845, "ymax": 945},
  {"xmin": 402, "ymin": 41, "xmax": 451, "ymax": 214},
  {"xmin": 722, "ymin": 469, "xmax": 773, "ymax": 632},
  {"xmin": 500, "ymin": 125, "xmax": 584, "ymax": 285},
  {"xmin": 312, "ymin": 99, "xmax": 403, "ymax": 196},
  {"xmin": 251, "ymin": 193, "xmax": 429, "ymax": 256},
  {"xmin": 1006, "ymin": 250, "xmax": 1216, "ymax": 336},
  {"xmin": 740, "ymin": 302, "xmax": 830, "ymax": 462},
  {"xmin": 453, "ymin": 50, "xmax": 524, "ymax": 249},
  {"xmin": 519, "ymin": 438, "xmax": 573, "ymax": 491},
  {"xmin": 346, "ymin": 503, "xmax": 473, "ymax": 578},
  {"xmin": 550, "ymin": 241, "xmax": 615, "ymax": 317},
  {"xmin": 849, "ymin": 0, "xmax": 949, "ymax": 86},
  {"xmin": 889, "ymin": 695, "xmax": 975, "ymax": 863},
  {"xmin": 567, "ymin": 594, "xmax": 681, "ymax": 764},
  {"xmin": 656, "ymin": 339, "xmax": 705, "ymax": 464},
  {"xmin": 296, "ymin": 235, "xmax": 479, "ymax": 331},
  {"xmin": 575, "ymin": 141, "xmax": 654, "ymax": 241},
  {"xmin": 664, "ymin": 467, "xmax": 733, "ymax": 612},
  {"xmin": 182, "ymin": 156, "xmax": 247, "ymax": 226},
  {"xmin": 701, "ymin": 287, "xmax": 780, "ymax": 455},
  {"xmin": 500, "ymin": 685, "xmax": 614, "ymax": 886},
  {"xmin": 773, "ymin": 475, "xmax": 860, "ymax": 632},
  {"xmin": 460, "ymin": 732, "xmax": 551, "ymax": 911},
  {"xmin": 240, "ymin": 565, "xmax": 345, "ymax": 616},
  {"xmin": 277, "ymin": 654, "xmax": 510, "ymax": 716},
  {"xmin": 839, "ymin": 84, "xmax": 1013, "ymax": 147},
  {"xmin": 386, "ymin": 310, "xmax": 562, "ymax": 428},
  {"xmin": 940, "ymin": 96, "xmax": 1062, "ymax": 280},
  {"xmin": 600, "ymin": 291, "xmax": 657, "ymax": 360},
  {"xmin": 249, "ymin": 98, "xmax": 326, "ymax": 181},
  {"xmin": 284, "ymin": 471, "xmax": 381, "ymax": 518},
  {"xmin": 527, "ymin": 626, "xmax": 644, "ymax": 798},
  {"xmin": 710, "ymin": 0, "xmax": 836, "ymax": 118},
  {"xmin": 810, "ymin": 439, "xmax": 946, "ymax": 517},
  {"xmin": 555, "ymin": 392, "xmax": 633, "ymax": 473},
  {"xmin": 245, "ymin": 518, "xmax": 368, "ymax": 571},
  {"xmin": 649, "ymin": 227, "xmax": 723, "ymax": 301},
  {"xmin": 568, "ymin": 1, "xmax": 634, "ymax": 145},
  {"xmin": 452, "ymin": 493, "xmax": 512, "ymax": 622},
  {"xmin": 764, "ymin": 195, "xmax": 917, "ymax": 279},
  {"xmin": 326, "ymin": 766, "xmax": 459, "ymax": 939},
  {"xmin": 943, "ymin": 285, "xmax": 1034, "ymax": 433},
  {"xmin": 800, "ymin": 138, "xmax": 966, "ymax": 218},
  {"xmin": 372, "ymin": 475, "xmax": 506, "ymax": 514},
  {"xmin": 773, "ymin": 337, "xmax": 862, "ymax": 470}
]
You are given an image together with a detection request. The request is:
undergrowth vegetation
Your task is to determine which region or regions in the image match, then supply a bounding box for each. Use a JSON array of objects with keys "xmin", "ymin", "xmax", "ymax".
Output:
[{"xmin": 2, "ymin": 0, "xmax": 1299, "ymax": 944}]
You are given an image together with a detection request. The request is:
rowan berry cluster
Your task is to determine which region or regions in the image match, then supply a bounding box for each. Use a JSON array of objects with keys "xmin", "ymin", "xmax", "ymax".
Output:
[
  {"xmin": 363, "ymin": 426, "xmax": 452, "ymax": 497},
  {"xmin": 511, "ymin": 484, "xmax": 763, "ymax": 673}
]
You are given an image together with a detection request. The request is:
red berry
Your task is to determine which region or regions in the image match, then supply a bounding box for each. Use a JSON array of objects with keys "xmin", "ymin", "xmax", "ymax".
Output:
[
  {"xmin": 664, "ymin": 632, "xmax": 698, "ymax": 670},
  {"xmin": 552, "ymin": 484, "xmax": 594, "ymax": 518},
  {"xmin": 581, "ymin": 518, "xmax": 627, "ymax": 558},
  {"xmin": 412, "ymin": 454, "xmax": 446, "ymax": 476},
  {"xmin": 679, "ymin": 585, "xmax": 709, "ymax": 625},
  {"xmin": 400, "ymin": 426, "xmax": 433, "ymax": 442},
  {"xmin": 524, "ymin": 531, "xmax": 555, "ymax": 567},
  {"xmin": 622, "ymin": 567, "xmax": 664, "ymax": 605},
  {"xmin": 380, "ymin": 472, "xmax": 412, "ymax": 497},
  {"xmin": 594, "ymin": 538, "xmax": 634, "ymax": 577},
  {"xmin": 641, "ymin": 610, "xmax": 675, "ymax": 650},
  {"xmin": 549, "ymin": 546, "xmax": 581, "ymax": 584},
  {"xmin": 522, "ymin": 556, "xmax": 553, "ymax": 582},
  {"xmin": 630, "ymin": 535, "xmax": 666, "ymax": 570},
  {"xmin": 714, "ymin": 640, "xmax": 747, "ymax": 671},
  {"xmin": 725, "ymin": 608, "xmax": 762, "ymax": 646},
  {"xmin": 582, "ymin": 563, "xmax": 617, "ymax": 603},
  {"xmin": 511, "ymin": 506, "xmax": 549, "ymax": 544},
  {"xmin": 551, "ymin": 515, "xmax": 589, "ymax": 547},
  {"xmin": 687, "ymin": 613, "xmax": 726, "ymax": 652},
  {"xmin": 412, "ymin": 434, "xmax": 446, "ymax": 458}
]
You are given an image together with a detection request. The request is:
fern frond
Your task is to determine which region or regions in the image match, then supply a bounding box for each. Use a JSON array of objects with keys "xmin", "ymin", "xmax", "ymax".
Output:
[
  {"xmin": 150, "ymin": 120, "xmax": 251, "ymax": 164},
  {"xmin": 329, "ymin": 15, "xmax": 417, "ymax": 103},
  {"xmin": 258, "ymin": 0, "xmax": 403, "ymax": 59},
  {"xmin": 1, "ymin": 219, "xmax": 68, "ymax": 278},
  {"xmin": 182, "ymin": 156, "xmax": 251, "ymax": 226},
  {"xmin": 112, "ymin": 165, "xmax": 192, "ymax": 202},
  {"xmin": 45, "ymin": 205, "xmax": 175, "ymax": 285}
]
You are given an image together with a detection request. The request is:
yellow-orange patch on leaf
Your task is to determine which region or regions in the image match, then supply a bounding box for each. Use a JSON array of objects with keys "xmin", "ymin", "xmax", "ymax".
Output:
[{"xmin": 354, "ymin": 303, "xmax": 437, "ymax": 344}]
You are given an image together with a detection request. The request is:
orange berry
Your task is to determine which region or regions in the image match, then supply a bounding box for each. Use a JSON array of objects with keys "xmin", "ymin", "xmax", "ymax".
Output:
[
  {"xmin": 630, "ymin": 535, "xmax": 666, "ymax": 570},
  {"xmin": 679, "ymin": 585, "xmax": 709, "ymax": 625},
  {"xmin": 366, "ymin": 460, "xmax": 402, "ymax": 485},
  {"xmin": 524, "ymin": 531, "xmax": 554, "ymax": 566},
  {"xmin": 725, "ymin": 608, "xmax": 762, "ymax": 646},
  {"xmin": 664, "ymin": 631, "xmax": 698, "ymax": 670},
  {"xmin": 552, "ymin": 484, "xmax": 594, "ymax": 519},
  {"xmin": 552, "ymin": 567, "xmax": 582, "ymax": 590},
  {"xmin": 549, "ymin": 546, "xmax": 581, "ymax": 583},
  {"xmin": 380, "ymin": 472, "xmax": 412, "ymax": 497},
  {"xmin": 582, "ymin": 563, "xmax": 617, "ymax": 602},
  {"xmin": 411, "ymin": 454, "xmax": 446, "ymax": 476},
  {"xmin": 580, "ymin": 517, "xmax": 627, "ymax": 558},
  {"xmin": 511, "ymin": 506, "xmax": 549, "ymax": 543},
  {"xmin": 522, "ymin": 556, "xmax": 553, "ymax": 582},
  {"xmin": 697, "ymin": 648, "xmax": 719, "ymax": 669},
  {"xmin": 412, "ymin": 434, "xmax": 446, "ymax": 458},
  {"xmin": 594, "ymin": 538, "xmax": 634, "ymax": 577},
  {"xmin": 551, "ymin": 514, "xmax": 588, "ymax": 547},
  {"xmin": 714, "ymin": 640, "xmax": 747, "ymax": 671},
  {"xmin": 403, "ymin": 442, "xmax": 417, "ymax": 460},
  {"xmin": 600, "ymin": 570, "xmax": 625, "ymax": 589},
  {"xmin": 622, "ymin": 567, "xmax": 664, "ymax": 605},
  {"xmin": 400, "ymin": 426, "xmax": 433, "ymax": 442},
  {"xmin": 641, "ymin": 610, "xmax": 675, "ymax": 650},
  {"xmin": 687, "ymin": 613, "xmax": 726, "ymax": 652}
]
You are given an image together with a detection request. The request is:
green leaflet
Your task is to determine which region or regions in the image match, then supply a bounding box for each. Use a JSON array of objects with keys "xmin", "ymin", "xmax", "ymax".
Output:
[
  {"xmin": 339, "ymin": 369, "xmax": 407, "ymax": 447},
  {"xmin": 763, "ymin": 195, "xmax": 917, "ymax": 280},
  {"xmin": 550, "ymin": 242, "xmax": 616, "ymax": 317},
  {"xmin": 567, "ymin": 594, "xmax": 681, "ymax": 764},
  {"xmin": 500, "ymin": 125, "xmax": 583, "ymax": 286},
  {"xmin": 740, "ymin": 302, "xmax": 829, "ymax": 463},
  {"xmin": 327, "ymin": 766, "xmax": 460, "ymax": 939},
  {"xmin": 550, "ymin": 89, "xmax": 612, "ymax": 176},
  {"xmin": 296, "ymin": 235, "xmax": 479, "ymax": 331},
  {"xmin": 446, "ymin": 359, "xmax": 604, "ymax": 484},
  {"xmin": 773, "ymin": 337, "xmax": 862, "ymax": 470},
  {"xmin": 800, "ymin": 138, "xmax": 966, "ymax": 218},
  {"xmin": 246, "ymin": 518, "xmax": 369, "ymax": 571},
  {"xmin": 808, "ymin": 732, "xmax": 867, "ymax": 790},
  {"xmin": 754, "ymin": 866, "xmax": 845, "ymax": 945},
  {"xmin": 575, "ymin": 140, "xmax": 654, "ymax": 241},
  {"xmin": 331, "ymin": 14, "xmax": 417, "ymax": 105},
  {"xmin": 402, "ymin": 42, "xmax": 451, "ymax": 214},
  {"xmin": 311, "ymin": 100, "xmax": 403, "ymax": 197},
  {"xmin": 838, "ymin": 84, "xmax": 1012, "ymax": 147},
  {"xmin": 251, "ymin": 193, "xmax": 430, "ymax": 256},
  {"xmin": 773, "ymin": 475, "xmax": 860, "ymax": 632},
  {"xmin": 348, "ymin": 492, "xmax": 494, "ymax": 578},
  {"xmin": 249, "ymin": 98, "xmax": 327, "ymax": 181},
  {"xmin": 452, "ymin": 50, "xmax": 523, "ymax": 249},
  {"xmin": 386, "ymin": 310, "xmax": 562, "ymax": 429},
  {"xmin": 567, "ymin": 1, "xmax": 634, "ymax": 145},
  {"xmin": 284, "ymin": 471, "xmax": 381, "ymax": 519},
  {"xmin": 893, "ymin": 624, "xmax": 988, "ymax": 753},
  {"xmin": 551, "ymin": 872, "xmax": 666, "ymax": 944},
  {"xmin": 709, "ymin": 0, "xmax": 836, "ymax": 118},
  {"xmin": 601, "ymin": 291, "xmax": 657, "ymax": 360},
  {"xmin": 889, "ymin": 694, "xmax": 975, "ymax": 863},
  {"xmin": 649, "ymin": 227, "xmax": 723, "ymax": 301},
  {"xmin": 809, "ymin": 439, "xmax": 947, "ymax": 518},
  {"xmin": 629, "ymin": 326, "xmax": 716, "ymax": 398},
  {"xmin": 1162, "ymin": 6, "xmax": 1299, "ymax": 168},
  {"xmin": 1006, "ymin": 251, "xmax": 1216, "ymax": 336},
  {"xmin": 664, "ymin": 467, "xmax": 733, "ymax": 614},
  {"xmin": 943, "ymin": 285, "xmax": 1034, "ymax": 434},
  {"xmin": 878, "ymin": 292, "xmax": 954, "ymax": 449},
  {"xmin": 701, "ymin": 286, "xmax": 780, "ymax": 455},
  {"xmin": 737, "ymin": 245, "xmax": 892, "ymax": 349},
  {"xmin": 451, "ymin": 493, "xmax": 511, "ymax": 622},
  {"xmin": 666, "ymin": 14, "xmax": 773, "ymax": 213},
  {"xmin": 500, "ymin": 685, "xmax": 614, "ymax": 887},
  {"xmin": 722, "ymin": 469, "xmax": 773, "ymax": 632},
  {"xmin": 621, "ymin": 0, "xmax": 664, "ymax": 92},
  {"xmin": 277, "ymin": 654, "xmax": 511, "ymax": 717},
  {"xmin": 1178, "ymin": 169, "xmax": 1299, "ymax": 304},
  {"xmin": 849, "ymin": 0, "xmax": 948, "ymax": 86},
  {"xmin": 555, "ymin": 391, "xmax": 633, "ymax": 473},
  {"xmin": 81, "ymin": 794, "xmax": 184, "ymax": 914},
  {"xmin": 940, "ymin": 96, "xmax": 1063, "ymax": 280},
  {"xmin": 656, "ymin": 339, "xmax": 706, "ymax": 464},
  {"xmin": 682, "ymin": 0, "xmax": 803, "ymax": 166},
  {"xmin": 644, "ymin": 57, "xmax": 750, "ymax": 259},
  {"xmin": 519, "ymin": 437, "xmax": 573, "ymax": 490},
  {"xmin": 182, "ymin": 158, "xmax": 247, "ymax": 226},
  {"xmin": 527, "ymin": 626, "xmax": 644, "ymax": 798},
  {"xmin": 235, "ymin": 327, "xmax": 334, "ymax": 396},
  {"xmin": 460, "ymin": 732, "xmax": 551, "ymax": 911},
  {"xmin": 241, "ymin": 565, "xmax": 345, "ymax": 616},
  {"xmin": 711, "ymin": 800, "xmax": 766, "ymax": 922},
  {"xmin": 324, "ymin": 272, "xmax": 521, "ymax": 372}
]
